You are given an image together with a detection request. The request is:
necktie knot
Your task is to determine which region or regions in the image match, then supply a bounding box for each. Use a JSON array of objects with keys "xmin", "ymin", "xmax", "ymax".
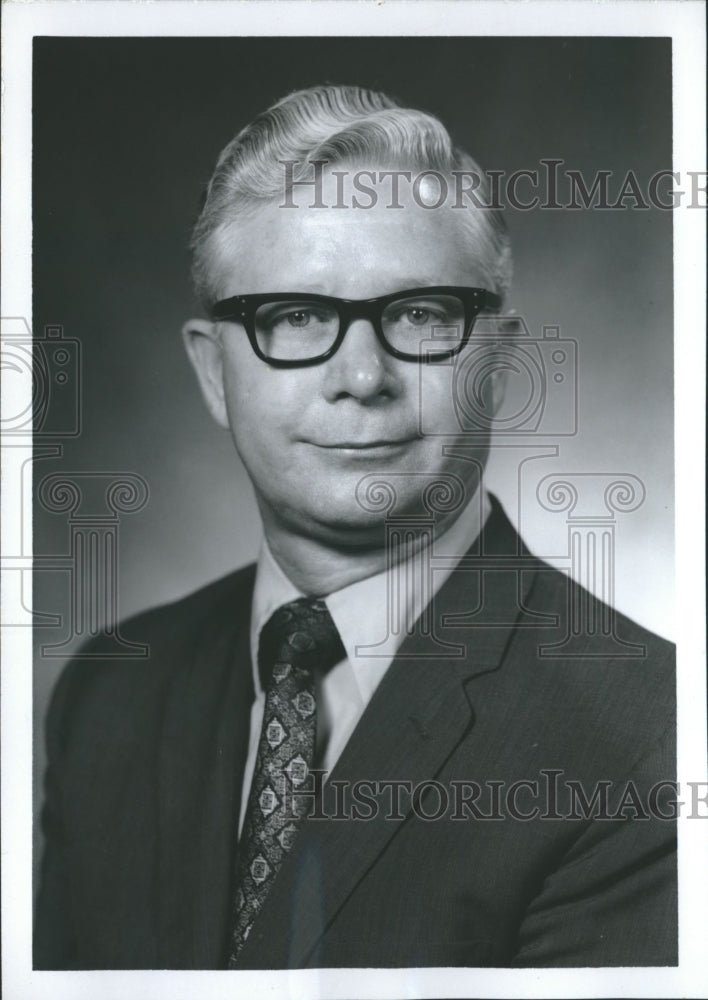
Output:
[{"xmin": 258, "ymin": 597, "xmax": 344, "ymax": 689}]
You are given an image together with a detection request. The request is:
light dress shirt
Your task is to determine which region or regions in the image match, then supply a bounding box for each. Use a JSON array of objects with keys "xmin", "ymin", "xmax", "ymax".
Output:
[{"xmin": 238, "ymin": 489, "xmax": 491, "ymax": 835}]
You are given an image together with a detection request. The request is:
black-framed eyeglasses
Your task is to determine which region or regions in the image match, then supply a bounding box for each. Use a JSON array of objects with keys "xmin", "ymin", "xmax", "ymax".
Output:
[{"xmin": 210, "ymin": 286, "xmax": 502, "ymax": 367}]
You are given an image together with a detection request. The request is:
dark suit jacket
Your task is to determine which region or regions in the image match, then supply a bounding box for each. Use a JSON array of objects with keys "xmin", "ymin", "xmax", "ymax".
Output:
[{"xmin": 34, "ymin": 498, "xmax": 677, "ymax": 969}]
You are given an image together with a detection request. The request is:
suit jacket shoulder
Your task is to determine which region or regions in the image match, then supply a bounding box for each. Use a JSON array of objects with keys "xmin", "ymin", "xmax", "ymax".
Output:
[
  {"xmin": 511, "ymin": 557, "xmax": 675, "ymax": 769},
  {"xmin": 45, "ymin": 562, "xmax": 257, "ymax": 752}
]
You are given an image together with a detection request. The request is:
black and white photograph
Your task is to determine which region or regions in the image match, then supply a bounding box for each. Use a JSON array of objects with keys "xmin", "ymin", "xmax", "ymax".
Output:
[{"xmin": 1, "ymin": 2, "xmax": 706, "ymax": 998}]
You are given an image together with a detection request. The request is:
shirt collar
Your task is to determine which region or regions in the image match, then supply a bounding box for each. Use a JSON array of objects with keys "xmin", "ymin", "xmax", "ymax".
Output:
[{"xmin": 250, "ymin": 488, "xmax": 490, "ymax": 701}]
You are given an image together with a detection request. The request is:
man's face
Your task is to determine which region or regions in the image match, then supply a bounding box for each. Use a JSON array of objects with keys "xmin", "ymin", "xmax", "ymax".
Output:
[{"xmin": 185, "ymin": 171, "xmax": 504, "ymax": 549}]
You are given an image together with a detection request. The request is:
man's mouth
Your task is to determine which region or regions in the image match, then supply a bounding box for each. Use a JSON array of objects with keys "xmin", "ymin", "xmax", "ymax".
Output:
[{"xmin": 309, "ymin": 437, "xmax": 420, "ymax": 451}]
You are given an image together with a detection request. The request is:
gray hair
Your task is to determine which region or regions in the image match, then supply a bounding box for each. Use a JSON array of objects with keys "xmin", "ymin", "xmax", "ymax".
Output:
[{"xmin": 190, "ymin": 84, "xmax": 512, "ymax": 308}]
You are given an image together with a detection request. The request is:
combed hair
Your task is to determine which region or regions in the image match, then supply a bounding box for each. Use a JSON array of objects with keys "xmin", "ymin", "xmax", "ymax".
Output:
[{"xmin": 190, "ymin": 85, "xmax": 512, "ymax": 307}]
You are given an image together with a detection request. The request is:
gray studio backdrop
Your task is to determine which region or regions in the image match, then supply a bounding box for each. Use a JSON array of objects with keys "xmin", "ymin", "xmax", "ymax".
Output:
[{"xmin": 32, "ymin": 36, "xmax": 674, "ymax": 882}]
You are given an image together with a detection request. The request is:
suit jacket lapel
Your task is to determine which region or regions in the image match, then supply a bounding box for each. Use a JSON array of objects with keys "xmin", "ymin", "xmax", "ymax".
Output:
[
  {"xmin": 237, "ymin": 501, "xmax": 540, "ymax": 969},
  {"xmin": 156, "ymin": 572, "xmax": 255, "ymax": 969}
]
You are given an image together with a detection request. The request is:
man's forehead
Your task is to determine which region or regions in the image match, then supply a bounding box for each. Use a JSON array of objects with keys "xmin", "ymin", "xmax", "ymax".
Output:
[
  {"xmin": 258, "ymin": 184, "xmax": 461, "ymax": 234},
  {"xmin": 209, "ymin": 196, "xmax": 480, "ymax": 299}
]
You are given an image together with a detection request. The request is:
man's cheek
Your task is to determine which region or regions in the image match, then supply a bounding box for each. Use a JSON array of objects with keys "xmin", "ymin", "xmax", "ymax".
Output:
[
  {"xmin": 228, "ymin": 384, "xmax": 276, "ymax": 435},
  {"xmin": 418, "ymin": 369, "xmax": 458, "ymax": 435}
]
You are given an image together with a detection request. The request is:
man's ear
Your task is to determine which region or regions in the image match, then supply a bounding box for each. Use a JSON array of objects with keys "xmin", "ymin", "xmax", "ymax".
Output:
[
  {"xmin": 487, "ymin": 351, "xmax": 509, "ymax": 418},
  {"xmin": 182, "ymin": 319, "xmax": 230, "ymax": 429},
  {"xmin": 478, "ymin": 328, "xmax": 509, "ymax": 420}
]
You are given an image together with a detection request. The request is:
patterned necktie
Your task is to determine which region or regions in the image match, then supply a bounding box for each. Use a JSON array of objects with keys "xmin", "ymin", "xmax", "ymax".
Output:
[{"xmin": 227, "ymin": 597, "xmax": 345, "ymax": 967}]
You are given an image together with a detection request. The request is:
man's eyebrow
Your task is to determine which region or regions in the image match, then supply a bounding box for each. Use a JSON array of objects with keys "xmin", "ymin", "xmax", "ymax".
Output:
[
  {"xmin": 236, "ymin": 278, "xmax": 454, "ymax": 301},
  {"xmin": 384, "ymin": 277, "xmax": 444, "ymax": 292},
  {"xmin": 295, "ymin": 278, "xmax": 446, "ymax": 297}
]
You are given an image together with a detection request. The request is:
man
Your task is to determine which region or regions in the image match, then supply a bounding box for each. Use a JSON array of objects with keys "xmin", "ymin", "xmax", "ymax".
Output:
[{"xmin": 34, "ymin": 85, "xmax": 676, "ymax": 970}]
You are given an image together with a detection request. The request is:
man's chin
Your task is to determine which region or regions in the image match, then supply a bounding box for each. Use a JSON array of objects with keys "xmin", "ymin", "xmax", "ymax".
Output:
[
  {"xmin": 303, "ymin": 504, "xmax": 392, "ymax": 551},
  {"xmin": 276, "ymin": 487, "xmax": 453, "ymax": 551},
  {"xmin": 258, "ymin": 491, "xmax": 387, "ymax": 550}
]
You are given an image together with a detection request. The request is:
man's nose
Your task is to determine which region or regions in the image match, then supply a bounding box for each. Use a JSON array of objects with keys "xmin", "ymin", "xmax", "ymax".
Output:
[{"xmin": 324, "ymin": 319, "xmax": 398, "ymax": 401}]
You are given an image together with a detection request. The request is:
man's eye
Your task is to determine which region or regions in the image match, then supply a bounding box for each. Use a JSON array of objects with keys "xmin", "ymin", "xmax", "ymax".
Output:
[
  {"xmin": 285, "ymin": 310, "xmax": 313, "ymax": 328},
  {"xmin": 404, "ymin": 307, "xmax": 431, "ymax": 325}
]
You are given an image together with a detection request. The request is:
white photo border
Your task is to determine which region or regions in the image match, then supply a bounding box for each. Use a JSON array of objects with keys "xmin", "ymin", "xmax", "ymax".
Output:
[{"xmin": 2, "ymin": 2, "xmax": 706, "ymax": 998}]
